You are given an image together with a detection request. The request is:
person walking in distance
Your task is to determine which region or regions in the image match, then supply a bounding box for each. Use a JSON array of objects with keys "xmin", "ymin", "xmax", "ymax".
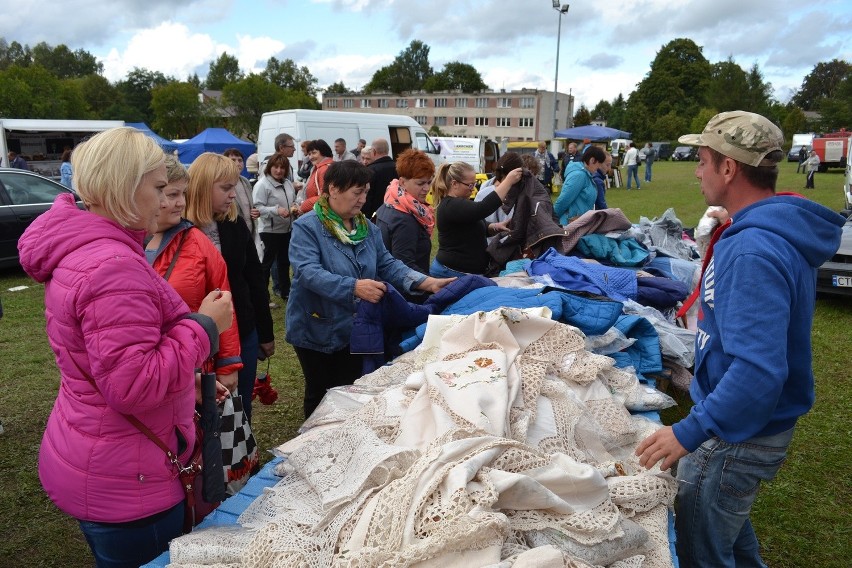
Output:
[{"xmin": 643, "ymin": 142, "xmax": 656, "ymax": 183}]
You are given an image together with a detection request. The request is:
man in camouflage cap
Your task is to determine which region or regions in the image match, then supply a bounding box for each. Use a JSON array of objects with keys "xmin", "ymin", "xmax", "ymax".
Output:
[{"xmin": 637, "ymin": 110, "xmax": 845, "ymax": 567}]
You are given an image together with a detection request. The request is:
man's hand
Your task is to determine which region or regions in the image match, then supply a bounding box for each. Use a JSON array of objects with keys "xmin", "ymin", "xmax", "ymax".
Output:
[{"xmin": 635, "ymin": 426, "xmax": 689, "ymax": 471}]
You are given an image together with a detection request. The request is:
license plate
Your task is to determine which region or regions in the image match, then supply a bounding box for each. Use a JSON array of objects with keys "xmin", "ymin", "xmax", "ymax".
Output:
[{"xmin": 833, "ymin": 275, "xmax": 852, "ymax": 287}]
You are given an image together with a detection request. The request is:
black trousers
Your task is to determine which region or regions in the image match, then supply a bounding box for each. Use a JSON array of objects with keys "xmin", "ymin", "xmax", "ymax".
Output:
[
  {"xmin": 806, "ymin": 170, "xmax": 816, "ymax": 189},
  {"xmin": 294, "ymin": 346, "xmax": 363, "ymax": 418},
  {"xmin": 260, "ymin": 232, "xmax": 291, "ymax": 298}
]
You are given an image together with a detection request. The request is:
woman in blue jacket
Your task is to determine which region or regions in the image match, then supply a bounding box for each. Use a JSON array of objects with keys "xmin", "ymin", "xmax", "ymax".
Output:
[
  {"xmin": 285, "ymin": 160, "xmax": 454, "ymax": 417},
  {"xmin": 554, "ymin": 145, "xmax": 607, "ymax": 224}
]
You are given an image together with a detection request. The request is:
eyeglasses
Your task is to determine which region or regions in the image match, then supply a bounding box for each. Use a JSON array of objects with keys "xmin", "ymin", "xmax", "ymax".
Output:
[{"xmin": 452, "ymin": 178, "xmax": 475, "ymax": 189}]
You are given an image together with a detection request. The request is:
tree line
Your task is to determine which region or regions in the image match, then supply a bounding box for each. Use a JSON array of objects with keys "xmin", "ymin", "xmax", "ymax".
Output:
[
  {"xmin": 572, "ymin": 38, "xmax": 852, "ymax": 144},
  {"xmin": 2, "ymin": 36, "xmax": 846, "ymax": 145}
]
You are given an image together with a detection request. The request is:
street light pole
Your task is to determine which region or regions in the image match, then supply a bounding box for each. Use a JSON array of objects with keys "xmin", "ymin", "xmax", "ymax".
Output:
[{"xmin": 551, "ymin": 2, "xmax": 570, "ymax": 138}]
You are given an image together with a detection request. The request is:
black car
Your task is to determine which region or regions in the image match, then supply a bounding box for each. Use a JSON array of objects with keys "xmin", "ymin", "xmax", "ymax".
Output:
[
  {"xmin": 671, "ymin": 146, "xmax": 697, "ymax": 161},
  {"xmin": 787, "ymin": 145, "xmax": 810, "ymax": 163},
  {"xmin": 651, "ymin": 142, "xmax": 672, "ymax": 160},
  {"xmin": 0, "ymin": 168, "xmax": 81, "ymax": 268},
  {"xmin": 817, "ymin": 213, "xmax": 852, "ymax": 297}
]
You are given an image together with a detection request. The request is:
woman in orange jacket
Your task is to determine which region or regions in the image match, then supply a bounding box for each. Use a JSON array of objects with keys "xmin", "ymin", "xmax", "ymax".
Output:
[
  {"xmin": 145, "ymin": 155, "xmax": 242, "ymax": 396},
  {"xmin": 298, "ymin": 139, "xmax": 334, "ymax": 214}
]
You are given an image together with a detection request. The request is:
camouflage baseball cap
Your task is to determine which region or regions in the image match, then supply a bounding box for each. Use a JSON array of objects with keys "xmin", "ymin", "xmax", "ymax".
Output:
[{"xmin": 678, "ymin": 110, "xmax": 784, "ymax": 167}]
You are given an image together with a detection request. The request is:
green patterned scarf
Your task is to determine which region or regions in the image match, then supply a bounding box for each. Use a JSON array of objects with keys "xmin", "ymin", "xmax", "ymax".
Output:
[{"xmin": 314, "ymin": 194, "xmax": 368, "ymax": 245}]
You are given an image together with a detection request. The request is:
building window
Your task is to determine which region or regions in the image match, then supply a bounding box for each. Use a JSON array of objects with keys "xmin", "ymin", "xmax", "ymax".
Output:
[
  {"xmin": 497, "ymin": 117, "xmax": 511, "ymax": 127},
  {"xmin": 434, "ymin": 116, "xmax": 447, "ymax": 126},
  {"xmin": 455, "ymin": 97, "xmax": 468, "ymax": 108},
  {"xmin": 360, "ymin": 99, "xmax": 371, "ymax": 108},
  {"xmin": 414, "ymin": 115, "xmax": 427, "ymax": 125},
  {"xmin": 519, "ymin": 117, "xmax": 534, "ymax": 127},
  {"xmin": 475, "ymin": 98, "xmax": 488, "ymax": 108},
  {"xmin": 453, "ymin": 116, "xmax": 468, "ymax": 126},
  {"xmin": 396, "ymin": 98, "xmax": 409, "ymax": 108},
  {"xmin": 475, "ymin": 117, "xmax": 489, "ymax": 126},
  {"xmin": 327, "ymin": 99, "xmax": 338, "ymax": 108},
  {"xmin": 416, "ymin": 98, "xmax": 428, "ymax": 108},
  {"xmin": 520, "ymin": 97, "xmax": 535, "ymax": 109},
  {"xmin": 497, "ymin": 97, "xmax": 512, "ymax": 108},
  {"xmin": 377, "ymin": 99, "xmax": 389, "ymax": 108},
  {"xmin": 434, "ymin": 97, "xmax": 448, "ymax": 107},
  {"xmin": 343, "ymin": 99, "xmax": 354, "ymax": 108}
]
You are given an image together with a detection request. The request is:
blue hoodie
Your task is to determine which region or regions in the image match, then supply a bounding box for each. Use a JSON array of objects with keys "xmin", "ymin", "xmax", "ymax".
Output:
[
  {"xmin": 673, "ymin": 195, "xmax": 844, "ymax": 451},
  {"xmin": 554, "ymin": 161, "xmax": 596, "ymax": 224}
]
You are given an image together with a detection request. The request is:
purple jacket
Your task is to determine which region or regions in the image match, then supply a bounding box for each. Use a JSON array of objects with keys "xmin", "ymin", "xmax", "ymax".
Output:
[{"xmin": 18, "ymin": 193, "xmax": 214, "ymax": 523}]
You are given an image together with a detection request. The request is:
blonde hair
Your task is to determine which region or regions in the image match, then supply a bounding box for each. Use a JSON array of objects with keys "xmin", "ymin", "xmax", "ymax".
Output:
[
  {"xmin": 186, "ymin": 152, "xmax": 240, "ymax": 226},
  {"xmin": 430, "ymin": 161, "xmax": 474, "ymax": 208},
  {"xmin": 72, "ymin": 127, "xmax": 165, "ymax": 227},
  {"xmin": 164, "ymin": 154, "xmax": 189, "ymax": 184}
]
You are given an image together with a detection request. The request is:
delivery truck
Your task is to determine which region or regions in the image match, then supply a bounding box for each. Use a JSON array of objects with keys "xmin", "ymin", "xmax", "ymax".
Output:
[
  {"xmin": 257, "ymin": 109, "xmax": 443, "ymax": 173},
  {"xmin": 0, "ymin": 119, "xmax": 125, "ymax": 180},
  {"xmin": 811, "ymin": 130, "xmax": 850, "ymax": 172}
]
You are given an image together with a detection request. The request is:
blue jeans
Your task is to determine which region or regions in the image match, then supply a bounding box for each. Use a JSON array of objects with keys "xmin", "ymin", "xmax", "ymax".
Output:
[
  {"xmin": 429, "ymin": 258, "xmax": 472, "ymax": 279},
  {"xmin": 644, "ymin": 161, "xmax": 653, "ymax": 182},
  {"xmin": 626, "ymin": 165, "xmax": 640, "ymax": 189},
  {"xmin": 238, "ymin": 328, "xmax": 259, "ymax": 422},
  {"xmin": 78, "ymin": 501, "xmax": 183, "ymax": 568},
  {"xmin": 675, "ymin": 428, "xmax": 794, "ymax": 568}
]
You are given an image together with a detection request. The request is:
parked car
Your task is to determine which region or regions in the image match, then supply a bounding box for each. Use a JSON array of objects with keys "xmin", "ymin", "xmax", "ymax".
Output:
[
  {"xmin": 651, "ymin": 142, "xmax": 672, "ymax": 160},
  {"xmin": 671, "ymin": 146, "xmax": 698, "ymax": 161},
  {"xmin": 787, "ymin": 144, "xmax": 810, "ymax": 163},
  {"xmin": 0, "ymin": 168, "xmax": 82, "ymax": 268},
  {"xmin": 817, "ymin": 213, "xmax": 852, "ymax": 297}
]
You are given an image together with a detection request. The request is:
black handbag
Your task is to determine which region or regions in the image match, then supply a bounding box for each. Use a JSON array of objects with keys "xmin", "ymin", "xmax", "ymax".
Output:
[{"xmin": 198, "ymin": 366, "xmax": 226, "ymax": 504}]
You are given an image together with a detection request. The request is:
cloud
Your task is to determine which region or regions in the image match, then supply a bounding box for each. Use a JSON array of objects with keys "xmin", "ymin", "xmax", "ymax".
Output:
[{"xmin": 578, "ymin": 53, "xmax": 624, "ymax": 69}]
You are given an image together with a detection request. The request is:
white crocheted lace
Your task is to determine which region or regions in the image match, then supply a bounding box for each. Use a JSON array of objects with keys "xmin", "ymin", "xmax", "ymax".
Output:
[{"xmin": 167, "ymin": 308, "xmax": 677, "ymax": 568}]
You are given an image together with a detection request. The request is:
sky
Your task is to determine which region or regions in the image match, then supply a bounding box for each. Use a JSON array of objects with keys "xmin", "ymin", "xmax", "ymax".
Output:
[{"xmin": 2, "ymin": 0, "xmax": 852, "ymax": 111}]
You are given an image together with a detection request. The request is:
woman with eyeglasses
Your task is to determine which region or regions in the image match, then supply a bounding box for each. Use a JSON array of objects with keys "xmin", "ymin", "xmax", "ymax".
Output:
[
  {"xmin": 430, "ymin": 161, "xmax": 522, "ymax": 278},
  {"xmin": 375, "ymin": 149, "xmax": 435, "ymax": 275}
]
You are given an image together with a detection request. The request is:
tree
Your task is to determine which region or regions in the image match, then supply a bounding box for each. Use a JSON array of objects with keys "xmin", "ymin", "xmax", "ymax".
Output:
[
  {"xmin": 607, "ymin": 94, "xmax": 627, "ymax": 129},
  {"xmin": 744, "ymin": 63, "xmax": 773, "ymax": 115},
  {"xmin": 30, "ymin": 42, "xmax": 102, "ymax": 78},
  {"xmin": 115, "ymin": 67, "xmax": 170, "ymax": 124},
  {"xmin": 689, "ymin": 108, "xmax": 719, "ymax": 134},
  {"xmin": 705, "ymin": 57, "xmax": 750, "ymax": 112},
  {"xmin": 650, "ymin": 110, "xmax": 688, "ymax": 141},
  {"xmin": 0, "ymin": 39, "xmax": 32, "ymax": 70},
  {"xmin": 590, "ymin": 99, "xmax": 612, "ymax": 123},
  {"xmin": 818, "ymin": 75, "xmax": 852, "ymax": 131},
  {"xmin": 782, "ymin": 106, "xmax": 808, "ymax": 140},
  {"xmin": 573, "ymin": 104, "xmax": 592, "ymax": 126},
  {"xmin": 422, "ymin": 61, "xmax": 487, "ymax": 92},
  {"xmin": 364, "ymin": 40, "xmax": 433, "ymax": 94},
  {"xmin": 151, "ymin": 82, "xmax": 204, "ymax": 138},
  {"xmin": 74, "ymin": 74, "xmax": 120, "ymax": 117},
  {"xmin": 221, "ymin": 74, "xmax": 319, "ymax": 141},
  {"xmin": 261, "ymin": 57, "xmax": 318, "ymax": 96},
  {"xmin": 792, "ymin": 59, "xmax": 852, "ymax": 110},
  {"xmin": 324, "ymin": 81, "xmax": 348, "ymax": 94},
  {"xmin": 632, "ymin": 38, "xmax": 711, "ymax": 120},
  {"xmin": 205, "ymin": 52, "xmax": 243, "ymax": 90}
]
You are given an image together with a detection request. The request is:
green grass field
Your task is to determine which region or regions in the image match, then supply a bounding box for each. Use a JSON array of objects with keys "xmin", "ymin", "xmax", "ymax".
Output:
[{"xmin": 0, "ymin": 159, "xmax": 849, "ymax": 566}]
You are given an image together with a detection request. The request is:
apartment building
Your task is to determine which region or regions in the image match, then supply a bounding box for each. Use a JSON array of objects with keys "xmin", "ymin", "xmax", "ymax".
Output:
[{"xmin": 322, "ymin": 88, "xmax": 574, "ymax": 141}]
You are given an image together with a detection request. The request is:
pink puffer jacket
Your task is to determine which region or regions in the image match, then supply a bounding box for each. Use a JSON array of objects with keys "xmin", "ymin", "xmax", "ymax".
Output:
[{"xmin": 18, "ymin": 194, "xmax": 213, "ymax": 523}]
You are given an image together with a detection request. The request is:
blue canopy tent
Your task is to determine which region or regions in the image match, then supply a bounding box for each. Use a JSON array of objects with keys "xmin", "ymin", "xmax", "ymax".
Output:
[
  {"xmin": 553, "ymin": 125, "xmax": 631, "ymax": 141},
  {"xmin": 177, "ymin": 128, "xmax": 256, "ymax": 169},
  {"xmin": 127, "ymin": 123, "xmax": 180, "ymax": 153}
]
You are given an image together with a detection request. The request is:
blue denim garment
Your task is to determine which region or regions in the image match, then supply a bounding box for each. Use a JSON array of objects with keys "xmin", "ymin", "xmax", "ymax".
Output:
[
  {"xmin": 675, "ymin": 428, "xmax": 794, "ymax": 568},
  {"xmin": 626, "ymin": 164, "xmax": 641, "ymax": 189},
  {"xmin": 78, "ymin": 501, "xmax": 183, "ymax": 568},
  {"xmin": 285, "ymin": 211, "xmax": 426, "ymax": 354}
]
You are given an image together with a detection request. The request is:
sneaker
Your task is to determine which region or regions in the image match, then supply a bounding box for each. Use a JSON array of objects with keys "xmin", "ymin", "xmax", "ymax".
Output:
[{"xmin": 253, "ymin": 373, "xmax": 279, "ymax": 405}]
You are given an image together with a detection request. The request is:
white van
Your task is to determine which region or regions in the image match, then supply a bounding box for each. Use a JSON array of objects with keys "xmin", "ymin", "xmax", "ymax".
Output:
[
  {"xmin": 0, "ymin": 119, "xmax": 124, "ymax": 180},
  {"xmin": 257, "ymin": 109, "xmax": 442, "ymax": 173},
  {"xmin": 431, "ymin": 136, "xmax": 501, "ymax": 175},
  {"xmin": 844, "ymin": 141, "xmax": 852, "ymax": 211}
]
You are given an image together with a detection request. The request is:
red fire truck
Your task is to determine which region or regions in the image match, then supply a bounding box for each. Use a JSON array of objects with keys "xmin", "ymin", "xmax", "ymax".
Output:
[{"xmin": 811, "ymin": 130, "xmax": 851, "ymax": 172}]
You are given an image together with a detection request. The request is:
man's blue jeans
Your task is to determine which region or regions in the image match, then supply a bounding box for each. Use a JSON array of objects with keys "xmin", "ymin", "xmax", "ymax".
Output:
[
  {"xmin": 644, "ymin": 161, "xmax": 653, "ymax": 182},
  {"xmin": 429, "ymin": 258, "xmax": 471, "ymax": 279},
  {"xmin": 626, "ymin": 165, "xmax": 640, "ymax": 189},
  {"xmin": 675, "ymin": 428, "xmax": 794, "ymax": 568},
  {"xmin": 78, "ymin": 501, "xmax": 183, "ymax": 567}
]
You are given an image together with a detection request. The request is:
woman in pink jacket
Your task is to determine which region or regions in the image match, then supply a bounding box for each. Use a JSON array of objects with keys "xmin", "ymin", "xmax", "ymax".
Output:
[{"xmin": 17, "ymin": 128, "xmax": 233, "ymax": 568}]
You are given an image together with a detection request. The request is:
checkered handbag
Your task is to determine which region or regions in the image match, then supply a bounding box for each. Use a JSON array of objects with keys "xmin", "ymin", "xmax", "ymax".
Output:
[{"xmin": 220, "ymin": 394, "xmax": 260, "ymax": 496}]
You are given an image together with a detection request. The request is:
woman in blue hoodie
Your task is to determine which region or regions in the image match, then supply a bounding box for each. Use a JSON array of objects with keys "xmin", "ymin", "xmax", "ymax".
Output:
[{"xmin": 554, "ymin": 145, "xmax": 607, "ymax": 224}]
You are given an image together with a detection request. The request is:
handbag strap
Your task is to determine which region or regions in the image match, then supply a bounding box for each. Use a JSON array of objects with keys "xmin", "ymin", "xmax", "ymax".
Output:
[{"xmin": 162, "ymin": 229, "xmax": 189, "ymax": 281}]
